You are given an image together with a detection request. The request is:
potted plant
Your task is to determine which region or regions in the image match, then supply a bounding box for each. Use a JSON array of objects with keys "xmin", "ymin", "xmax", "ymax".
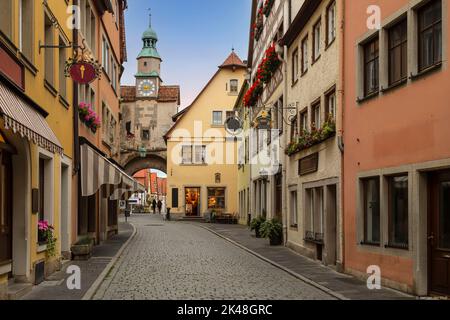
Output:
[
  {"xmin": 38, "ymin": 220, "xmax": 57, "ymax": 257},
  {"xmin": 71, "ymin": 237, "xmax": 94, "ymax": 261},
  {"xmin": 260, "ymin": 218, "xmax": 283, "ymax": 246},
  {"xmin": 250, "ymin": 216, "xmax": 266, "ymax": 238}
]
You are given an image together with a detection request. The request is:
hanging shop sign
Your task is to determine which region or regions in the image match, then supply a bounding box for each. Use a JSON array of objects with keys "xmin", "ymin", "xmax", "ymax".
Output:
[
  {"xmin": 65, "ymin": 50, "xmax": 101, "ymax": 84},
  {"xmin": 255, "ymin": 110, "xmax": 271, "ymax": 130}
]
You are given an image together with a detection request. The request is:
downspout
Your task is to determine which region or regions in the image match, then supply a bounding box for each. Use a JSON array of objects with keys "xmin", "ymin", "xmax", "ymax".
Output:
[
  {"xmin": 337, "ymin": 0, "xmax": 345, "ymax": 272},
  {"xmin": 73, "ymin": 0, "xmax": 80, "ymax": 174}
]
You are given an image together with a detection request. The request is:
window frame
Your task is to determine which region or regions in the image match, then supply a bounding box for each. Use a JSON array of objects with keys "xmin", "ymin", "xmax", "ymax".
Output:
[
  {"xmin": 387, "ymin": 174, "xmax": 409, "ymax": 249},
  {"xmin": 388, "ymin": 18, "xmax": 408, "ymax": 86},
  {"xmin": 207, "ymin": 187, "xmax": 226, "ymax": 210},
  {"xmin": 181, "ymin": 146, "xmax": 193, "ymax": 165},
  {"xmin": 325, "ymin": 88, "xmax": 336, "ymax": 121},
  {"xmin": 418, "ymin": 0, "xmax": 442, "ymax": 72},
  {"xmin": 363, "ymin": 36, "xmax": 380, "ymax": 97},
  {"xmin": 301, "ymin": 36, "xmax": 309, "ymax": 75},
  {"xmin": 292, "ymin": 47, "xmax": 299, "ymax": 84},
  {"xmin": 212, "ymin": 111, "xmax": 223, "ymax": 126},
  {"xmin": 311, "ymin": 100, "xmax": 321, "ymax": 130},
  {"xmin": 362, "ymin": 177, "xmax": 381, "ymax": 246},
  {"xmin": 312, "ymin": 19, "xmax": 322, "ymax": 62},
  {"xmin": 326, "ymin": 1, "xmax": 337, "ymax": 47},
  {"xmin": 229, "ymin": 79, "xmax": 239, "ymax": 94}
]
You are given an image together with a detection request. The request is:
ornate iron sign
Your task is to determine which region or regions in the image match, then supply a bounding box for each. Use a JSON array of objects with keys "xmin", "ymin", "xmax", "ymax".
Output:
[{"xmin": 65, "ymin": 47, "xmax": 101, "ymax": 84}]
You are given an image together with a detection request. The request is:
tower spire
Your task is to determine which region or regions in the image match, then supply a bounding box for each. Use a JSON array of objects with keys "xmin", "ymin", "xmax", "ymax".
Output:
[{"xmin": 148, "ymin": 8, "xmax": 152, "ymax": 27}]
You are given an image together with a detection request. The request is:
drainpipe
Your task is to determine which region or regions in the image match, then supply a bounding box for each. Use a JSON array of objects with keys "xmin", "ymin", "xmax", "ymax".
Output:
[
  {"xmin": 337, "ymin": 0, "xmax": 345, "ymax": 272},
  {"xmin": 73, "ymin": 0, "xmax": 80, "ymax": 174}
]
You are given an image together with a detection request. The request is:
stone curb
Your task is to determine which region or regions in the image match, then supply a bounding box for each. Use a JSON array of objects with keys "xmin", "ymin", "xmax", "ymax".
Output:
[
  {"xmin": 81, "ymin": 222, "xmax": 137, "ymax": 300},
  {"xmin": 197, "ymin": 224, "xmax": 348, "ymax": 301}
]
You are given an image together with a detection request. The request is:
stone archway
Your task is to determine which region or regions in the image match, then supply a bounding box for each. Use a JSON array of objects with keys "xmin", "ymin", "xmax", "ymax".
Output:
[{"xmin": 124, "ymin": 154, "xmax": 167, "ymax": 176}]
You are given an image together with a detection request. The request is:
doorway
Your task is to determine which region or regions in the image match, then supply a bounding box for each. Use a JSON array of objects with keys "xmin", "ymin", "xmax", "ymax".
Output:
[
  {"xmin": 185, "ymin": 187, "xmax": 200, "ymax": 216},
  {"xmin": 0, "ymin": 149, "xmax": 12, "ymax": 275},
  {"xmin": 429, "ymin": 170, "xmax": 450, "ymax": 296}
]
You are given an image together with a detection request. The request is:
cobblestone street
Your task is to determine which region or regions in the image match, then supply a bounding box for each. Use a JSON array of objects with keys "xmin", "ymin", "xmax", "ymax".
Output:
[{"xmin": 93, "ymin": 215, "xmax": 335, "ymax": 300}]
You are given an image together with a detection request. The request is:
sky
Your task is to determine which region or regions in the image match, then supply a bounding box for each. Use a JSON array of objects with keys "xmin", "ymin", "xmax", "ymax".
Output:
[{"xmin": 121, "ymin": 0, "xmax": 252, "ymax": 110}]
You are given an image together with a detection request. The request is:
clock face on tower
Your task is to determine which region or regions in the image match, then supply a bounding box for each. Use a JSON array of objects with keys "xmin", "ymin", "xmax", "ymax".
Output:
[{"xmin": 137, "ymin": 79, "xmax": 157, "ymax": 97}]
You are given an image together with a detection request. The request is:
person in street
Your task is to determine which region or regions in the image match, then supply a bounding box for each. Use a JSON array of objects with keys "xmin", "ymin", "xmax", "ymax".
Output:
[
  {"xmin": 157, "ymin": 200, "xmax": 162, "ymax": 214},
  {"xmin": 152, "ymin": 199, "xmax": 157, "ymax": 214}
]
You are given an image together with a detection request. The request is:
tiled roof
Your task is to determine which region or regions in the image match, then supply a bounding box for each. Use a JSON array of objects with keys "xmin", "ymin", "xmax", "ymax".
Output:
[
  {"xmin": 120, "ymin": 85, "xmax": 180, "ymax": 104},
  {"xmin": 219, "ymin": 51, "xmax": 247, "ymax": 69}
]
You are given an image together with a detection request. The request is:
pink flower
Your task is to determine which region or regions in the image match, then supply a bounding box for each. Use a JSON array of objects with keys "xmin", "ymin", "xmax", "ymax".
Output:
[{"xmin": 85, "ymin": 115, "xmax": 90, "ymax": 121}]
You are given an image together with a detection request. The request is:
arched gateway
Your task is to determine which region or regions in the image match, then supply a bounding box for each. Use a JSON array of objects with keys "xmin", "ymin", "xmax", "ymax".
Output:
[{"xmin": 123, "ymin": 153, "xmax": 167, "ymax": 176}]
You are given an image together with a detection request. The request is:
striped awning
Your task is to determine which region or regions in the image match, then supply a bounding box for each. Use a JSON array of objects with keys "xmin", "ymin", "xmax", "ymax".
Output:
[
  {"xmin": 0, "ymin": 81, "xmax": 63, "ymax": 154},
  {"xmin": 80, "ymin": 143, "xmax": 142, "ymax": 197},
  {"xmin": 110, "ymin": 180, "xmax": 146, "ymax": 201}
]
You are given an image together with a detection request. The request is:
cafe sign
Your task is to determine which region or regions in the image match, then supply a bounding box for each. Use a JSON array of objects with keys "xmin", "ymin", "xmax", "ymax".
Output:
[{"xmin": 65, "ymin": 53, "xmax": 101, "ymax": 84}]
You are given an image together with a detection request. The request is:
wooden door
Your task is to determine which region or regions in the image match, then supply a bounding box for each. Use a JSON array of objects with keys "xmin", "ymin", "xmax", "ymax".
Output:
[{"xmin": 429, "ymin": 171, "xmax": 450, "ymax": 296}]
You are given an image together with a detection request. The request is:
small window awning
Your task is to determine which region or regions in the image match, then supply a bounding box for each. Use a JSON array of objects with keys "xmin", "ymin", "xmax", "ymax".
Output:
[
  {"xmin": 0, "ymin": 81, "xmax": 63, "ymax": 155},
  {"xmin": 80, "ymin": 143, "xmax": 144, "ymax": 198}
]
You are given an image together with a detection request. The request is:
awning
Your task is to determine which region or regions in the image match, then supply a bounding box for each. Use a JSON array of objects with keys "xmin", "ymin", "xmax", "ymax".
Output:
[
  {"xmin": 0, "ymin": 81, "xmax": 63, "ymax": 154},
  {"xmin": 80, "ymin": 143, "xmax": 142, "ymax": 197},
  {"xmin": 110, "ymin": 180, "xmax": 146, "ymax": 201}
]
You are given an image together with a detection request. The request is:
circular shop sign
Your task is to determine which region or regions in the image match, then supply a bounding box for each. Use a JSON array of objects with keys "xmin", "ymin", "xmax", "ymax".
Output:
[{"xmin": 69, "ymin": 62, "xmax": 97, "ymax": 84}]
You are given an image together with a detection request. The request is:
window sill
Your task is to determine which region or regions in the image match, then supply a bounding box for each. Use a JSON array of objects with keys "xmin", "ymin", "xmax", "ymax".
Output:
[
  {"xmin": 211, "ymin": 124, "xmax": 224, "ymax": 128},
  {"xmin": 381, "ymin": 79, "xmax": 408, "ymax": 94},
  {"xmin": 356, "ymin": 91, "xmax": 379, "ymax": 104},
  {"xmin": 44, "ymin": 80, "xmax": 58, "ymax": 97},
  {"xmin": 325, "ymin": 38, "xmax": 336, "ymax": 51},
  {"xmin": 289, "ymin": 224, "xmax": 298, "ymax": 231},
  {"xmin": 180, "ymin": 163, "xmax": 208, "ymax": 167},
  {"xmin": 384, "ymin": 244, "xmax": 409, "ymax": 251},
  {"xmin": 19, "ymin": 53, "xmax": 37, "ymax": 76},
  {"xmin": 410, "ymin": 62, "xmax": 442, "ymax": 81},
  {"xmin": 359, "ymin": 241, "xmax": 381, "ymax": 247},
  {"xmin": 59, "ymin": 95, "xmax": 69, "ymax": 109},
  {"xmin": 311, "ymin": 55, "xmax": 321, "ymax": 66},
  {"xmin": 37, "ymin": 244, "xmax": 48, "ymax": 253},
  {"xmin": 228, "ymin": 92, "xmax": 239, "ymax": 96}
]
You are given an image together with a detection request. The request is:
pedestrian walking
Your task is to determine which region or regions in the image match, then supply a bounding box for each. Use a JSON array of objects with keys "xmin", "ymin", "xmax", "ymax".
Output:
[
  {"xmin": 157, "ymin": 200, "xmax": 162, "ymax": 214},
  {"xmin": 152, "ymin": 199, "xmax": 157, "ymax": 214}
]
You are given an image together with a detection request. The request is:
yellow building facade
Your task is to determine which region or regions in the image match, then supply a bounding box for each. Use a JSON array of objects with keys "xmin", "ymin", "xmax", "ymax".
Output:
[
  {"xmin": 0, "ymin": 0, "xmax": 74, "ymax": 298},
  {"xmin": 165, "ymin": 52, "xmax": 246, "ymax": 220}
]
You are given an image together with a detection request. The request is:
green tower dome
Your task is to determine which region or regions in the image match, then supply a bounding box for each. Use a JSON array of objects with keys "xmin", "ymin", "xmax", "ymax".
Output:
[{"xmin": 138, "ymin": 11, "xmax": 161, "ymax": 60}]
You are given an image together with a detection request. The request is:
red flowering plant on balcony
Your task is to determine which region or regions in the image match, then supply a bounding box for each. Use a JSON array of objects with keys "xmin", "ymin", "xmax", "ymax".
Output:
[
  {"xmin": 263, "ymin": 0, "xmax": 275, "ymax": 17},
  {"xmin": 78, "ymin": 102, "xmax": 101, "ymax": 133},
  {"xmin": 244, "ymin": 80, "xmax": 263, "ymax": 108},
  {"xmin": 257, "ymin": 43, "xmax": 281, "ymax": 84},
  {"xmin": 253, "ymin": 7, "xmax": 264, "ymax": 41}
]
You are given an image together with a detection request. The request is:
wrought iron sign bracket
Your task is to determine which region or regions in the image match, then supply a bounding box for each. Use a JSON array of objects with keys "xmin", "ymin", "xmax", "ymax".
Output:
[{"xmin": 38, "ymin": 41, "xmax": 82, "ymax": 54}]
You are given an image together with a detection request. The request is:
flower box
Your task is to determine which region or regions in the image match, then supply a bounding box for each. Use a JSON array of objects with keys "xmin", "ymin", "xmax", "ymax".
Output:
[
  {"xmin": 286, "ymin": 118, "xmax": 337, "ymax": 156},
  {"xmin": 78, "ymin": 102, "xmax": 101, "ymax": 133},
  {"xmin": 263, "ymin": 0, "xmax": 275, "ymax": 17}
]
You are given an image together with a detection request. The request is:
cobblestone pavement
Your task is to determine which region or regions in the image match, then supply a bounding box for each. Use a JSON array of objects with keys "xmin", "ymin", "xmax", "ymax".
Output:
[{"xmin": 94, "ymin": 214, "xmax": 335, "ymax": 300}]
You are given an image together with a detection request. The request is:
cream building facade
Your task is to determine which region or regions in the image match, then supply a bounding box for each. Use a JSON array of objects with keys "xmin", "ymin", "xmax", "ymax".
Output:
[
  {"xmin": 280, "ymin": 0, "xmax": 344, "ymax": 269},
  {"xmin": 165, "ymin": 52, "xmax": 246, "ymax": 219}
]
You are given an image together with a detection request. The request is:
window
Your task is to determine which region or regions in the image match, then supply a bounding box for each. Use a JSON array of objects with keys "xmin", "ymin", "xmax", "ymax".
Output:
[
  {"xmin": 311, "ymin": 101, "xmax": 321, "ymax": 129},
  {"xmin": 0, "ymin": 0, "xmax": 13, "ymax": 39},
  {"xmin": 230, "ymin": 79, "xmax": 238, "ymax": 94},
  {"xmin": 363, "ymin": 37, "xmax": 379, "ymax": 96},
  {"xmin": 388, "ymin": 19, "xmax": 408, "ymax": 85},
  {"xmin": 325, "ymin": 89, "xmax": 336, "ymax": 120},
  {"xmin": 276, "ymin": 96, "xmax": 284, "ymax": 133},
  {"xmin": 44, "ymin": 13, "xmax": 54, "ymax": 85},
  {"xmin": 102, "ymin": 37, "xmax": 110, "ymax": 75},
  {"xmin": 290, "ymin": 191, "xmax": 298, "ymax": 227},
  {"xmin": 363, "ymin": 177, "xmax": 380, "ymax": 245},
  {"xmin": 182, "ymin": 146, "xmax": 192, "ymax": 164},
  {"xmin": 142, "ymin": 130, "xmax": 150, "ymax": 141},
  {"xmin": 305, "ymin": 187, "xmax": 324, "ymax": 240},
  {"xmin": 208, "ymin": 188, "xmax": 226, "ymax": 210},
  {"xmin": 388, "ymin": 175, "xmax": 409, "ymax": 248},
  {"xmin": 39, "ymin": 159, "xmax": 45, "ymax": 222},
  {"xmin": 313, "ymin": 20, "xmax": 322, "ymax": 61},
  {"xmin": 59, "ymin": 37, "xmax": 67, "ymax": 99},
  {"xmin": 301, "ymin": 36, "xmax": 308, "ymax": 74},
  {"xmin": 418, "ymin": 0, "xmax": 442, "ymax": 71},
  {"xmin": 20, "ymin": 0, "xmax": 33, "ymax": 60},
  {"xmin": 212, "ymin": 111, "xmax": 223, "ymax": 126},
  {"xmin": 290, "ymin": 115, "xmax": 298, "ymax": 141},
  {"xmin": 326, "ymin": 1, "xmax": 336, "ymax": 46},
  {"xmin": 292, "ymin": 48, "xmax": 299, "ymax": 83},
  {"xmin": 125, "ymin": 121, "xmax": 132, "ymax": 135},
  {"xmin": 193, "ymin": 145, "xmax": 206, "ymax": 164},
  {"xmin": 300, "ymin": 109, "xmax": 308, "ymax": 133}
]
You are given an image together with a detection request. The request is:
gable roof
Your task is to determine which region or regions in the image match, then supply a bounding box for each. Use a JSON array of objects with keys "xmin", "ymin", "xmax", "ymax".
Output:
[
  {"xmin": 164, "ymin": 51, "xmax": 246, "ymax": 140},
  {"xmin": 120, "ymin": 85, "xmax": 180, "ymax": 105},
  {"xmin": 219, "ymin": 51, "xmax": 247, "ymax": 69}
]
